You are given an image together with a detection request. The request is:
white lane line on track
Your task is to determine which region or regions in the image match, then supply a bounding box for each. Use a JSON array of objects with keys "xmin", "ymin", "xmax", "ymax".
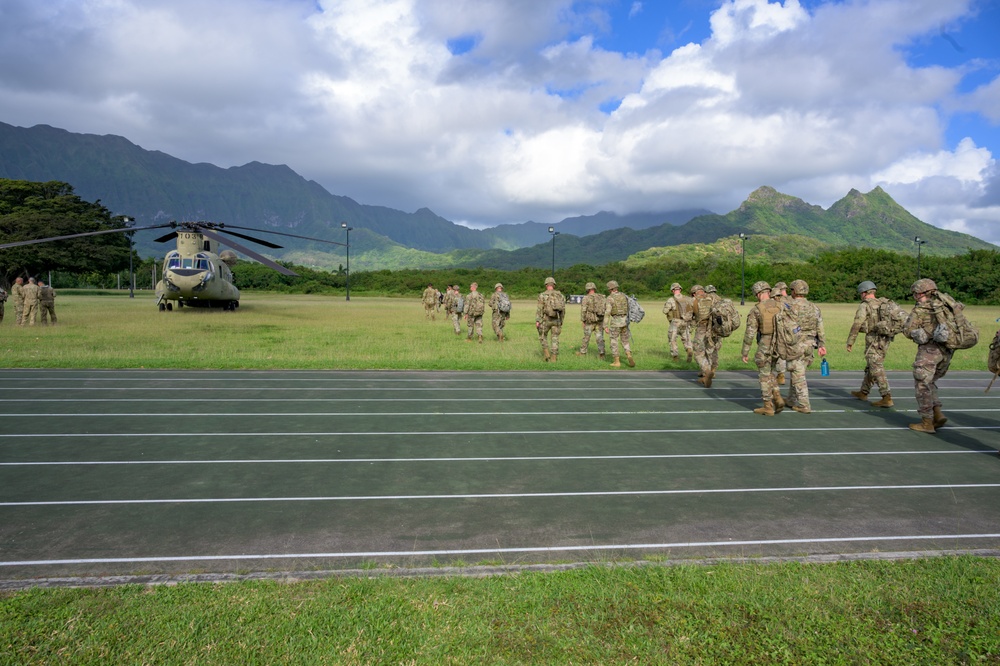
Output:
[
  {"xmin": 3, "ymin": 408, "xmax": 999, "ymax": 417},
  {"xmin": 4, "ymin": 483, "xmax": 1000, "ymax": 507},
  {"xmin": 2, "ymin": 450, "xmax": 994, "ymax": 466},
  {"xmin": 4, "ymin": 533, "xmax": 1000, "ymax": 567},
  {"xmin": 2, "ymin": 426, "xmax": 999, "ymax": 438}
]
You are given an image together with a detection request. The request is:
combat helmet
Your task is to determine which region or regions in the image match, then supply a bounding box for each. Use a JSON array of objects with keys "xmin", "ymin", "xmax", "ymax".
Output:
[
  {"xmin": 494, "ymin": 283, "xmax": 504, "ymax": 290},
  {"xmin": 751, "ymin": 280, "xmax": 771, "ymax": 296},
  {"xmin": 544, "ymin": 276, "xmax": 556, "ymax": 286},
  {"xmin": 857, "ymin": 280, "xmax": 877, "ymax": 294},
  {"xmin": 789, "ymin": 279, "xmax": 809, "ymax": 295},
  {"xmin": 772, "ymin": 281, "xmax": 787, "ymax": 293},
  {"xmin": 669, "ymin": 282, "xmax": 682, "ymax": 291},
  {"xmin": 690, "ymin": 284, "xmax": 705, "ymax": 295},
  {"xmin": 705, "ymin": 285, "xmax": 717, "ymax": 293},
  {"xmin": 606, "ymin": 280, "xmax": 619, "ymax": 290},
  {"xmin": 911, "ymin": 278, "xmax": 937, "ymax": 295},
  {"xmin": 585, "ymin": 282, "xmax": 596, "ymax": 291}
]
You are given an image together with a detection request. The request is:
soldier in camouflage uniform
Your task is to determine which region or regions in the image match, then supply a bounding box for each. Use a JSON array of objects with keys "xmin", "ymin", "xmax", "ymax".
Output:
[
  {"xmin": 11, "ymin": 277, "xmax": 24, "ymax": 326},
  {"xmin": 691, "ymin": 285, "xmax": 716, "ymax": 386},
  {"xmin": 21, "ymin": 277, "xmax": 40, "ymax": 327},
  {"xmin": 704, "ymin": 285, "xmax": 723, "ymax": 375},
  {"xmin": 603, "ymin": 280, "xmax": 633, "ymax": 367},
  {"xmin": 902, "ymin": 278, "xmax": 952, "ymax": 433},
  {"xmin": 38, "ymin": 279, "xmax": 56, "ymax": 325},
  {"xmin": 422, "ymin": 283, "xmax": 438, "ymax": 320},
  {"xmin": 784, "ymin": 280, "xmax": 827, "ymax": 414},
  {"xmin": 535, "ymin": 277, "xmax": 565, "ymax": 361},
  {"xmin": 771, "ymin": 281, "xmax": 788, "ymax": 385},
  {"xmin": 576, "ymin": 282, "xmax": 606, "ymax": 359},
  {"xmin": 488, "ymin": 283, "xmax": 510, "ymax": 342},
  {"xmin": 742, "ymin": 281, "xmax": 782, "ymax": 415},
  {"xmin": 444, "ymin": 285, "xmax": 461, "ymax": 335},
  {"xmin": 0, "ymin": 285, "xmax": 6, "ymax": 323},
  {"xmin": 662, "ymin": 282, "xmax": 693, "ymax": 362},
  {"xmin": 846, "ymin": 280, "xmax": 894, "ymax": 407},
  {"xmin": 463, "ymin": 282, "xmax": 486, "ymax": 343}
]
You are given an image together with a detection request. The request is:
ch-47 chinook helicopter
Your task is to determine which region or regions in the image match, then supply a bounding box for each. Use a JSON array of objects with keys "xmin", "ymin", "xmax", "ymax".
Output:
[{"xmin": 0, "ymin": 220, "xmax": 345, "ymax": 311}]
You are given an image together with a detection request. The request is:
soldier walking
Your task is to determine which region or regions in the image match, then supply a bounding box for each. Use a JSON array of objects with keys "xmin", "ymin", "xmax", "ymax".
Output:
[
  {"xmin": 846, "ymin": 280, "xmax": 894, "ymax": 407},
  {"xmin": 662, "ymin": 282, "xmax": 693, "ymax": 362},
  {"xmin": 535, "ymin": 277, "xmax": 565, "ymax": 361},
  {"xmin": 422, "ymin": 283, "xmax": 438, "ymax": 320},
  {"xmin": 444, "ymin": 285, "xmax": 462, "ymax": 335},
  {"xmin": 488, "ymin": 283, "xmax": 511, "ymax": 342},
  {"xmin": 691, "ymin": 285, "xmax": 715, "ymax": 386},
  {"xmin": 11, "ymin": 277, "xmax": 24, "ymax": 326},
  {"xmin": 21, "ymin": 277, "xmax": 40, "ymax": 326},
  {"xmin": 902, "ymin": 278, "xmax": 952, "ymax": 433},
  {"xmin": 741, "ymin": 281, "xmax": 782, "ymax": 415},
  {"xmin": 464, "ymin": 282, "xmax": 486, "ymax": 343},
  {"xmin": 603, "ymin": 280, "xmax": 634, "ymax": 367},
  {"xmin": 0, "ymin": 284, "xmax": 6, "ymax": 323},
  {"xmin": 771, "ymin": 281, "xmax": 789, "ymax": 385},
  {"xmin": 784, "ymin": 280, "xmax": 827, "ymax": 414},
  {"xmin": 576, "ymin": 282, "xmax": 606, "ymax": 359},
  {"xmin": 38, "ymin": 279, "xmax": 57, "ymax": 325}
]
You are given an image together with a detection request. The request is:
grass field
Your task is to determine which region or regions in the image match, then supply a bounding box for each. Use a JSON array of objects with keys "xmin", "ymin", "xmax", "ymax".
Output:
[{"xmin": 3, "ymin": 291, "xmax": 997, "ymax": 371}]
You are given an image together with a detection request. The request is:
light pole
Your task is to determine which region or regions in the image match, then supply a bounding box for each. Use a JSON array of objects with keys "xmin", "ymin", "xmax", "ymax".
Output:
[
  {"xmin": 121, "ymin": 216, "xmax": 135, "ymax": 298},
  {"xmin": 341, "ymin": 222, "xmax": 353, "ymax": 301},
  {"xmin": 914, "ymin": 236, "xmax": 926, "ymax": 280},
  {"xmin": 548, "ymin": 226, "xmax": 560, "ymax": 276},
  {"xmin": 738, "ymin": 232, "xmax": 747, "ymax": 305}
]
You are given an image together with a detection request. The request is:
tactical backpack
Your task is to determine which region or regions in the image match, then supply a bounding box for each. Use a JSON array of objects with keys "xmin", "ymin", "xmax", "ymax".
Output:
[
  {"xmin": 709, "ymin": 298, "xmax": 741, "ymax": 338},
  {"xmin": 988, "ymin": 330, "xmax": 1000, "ymax": 375},
  {"xmin": 543, "ymin": 291, "xmax": 566, "ymax": 318},
  {"xmin": 874, "ymin": 297, "xmax": 908, "ymax": 337},
  {"xmin": 455, "ymin": 294, "xmax": 465, "ymax": 313},
  {"xmin": 934, "ymin": 292, "xmax": 979, "ymax": 350},
  {"xmin": 627, "ymin": 295, "xmax": 645, "ymax": 323},
  {"xmin": 772, "ymin": 302, "xmax": 803, "ymax": 361},
  {"xmin": 584, "ymin": 294, "xmax": 606, "ymax": 324},
  {"xmin": 497, "ymin": 291, "xmax": 511, "ymax": 314}
]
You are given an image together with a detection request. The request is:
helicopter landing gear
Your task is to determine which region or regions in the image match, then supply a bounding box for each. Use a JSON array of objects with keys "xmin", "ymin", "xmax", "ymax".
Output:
[
  {"xmin": 224, "ymin": 300, "xmax": 239, "ymax": 311},
  {"xmin": 158, "ymin": 302, "xmax": 166, "ymax": 312},
  {"xmin": 166, "ymin": 302, "xmax": 173, "ymax": 311}
]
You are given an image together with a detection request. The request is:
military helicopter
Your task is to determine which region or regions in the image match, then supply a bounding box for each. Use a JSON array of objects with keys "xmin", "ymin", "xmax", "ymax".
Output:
[{"xmin": 0, "ymin": 220, "xmax": 345, "ymax": 311}]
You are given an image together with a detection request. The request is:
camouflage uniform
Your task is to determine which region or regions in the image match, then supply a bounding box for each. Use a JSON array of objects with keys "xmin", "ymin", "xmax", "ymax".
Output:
[
  {"xmin": 487, "ymin": 284, "xmax": 510, "ymax": 341},
  {"xmin": 704, "ymin": 286, "xmax": 723, "ymax": 373},
  {"xmin": 422, "ymin": 285, "xmax": 438, "ymax": 320},
  {"xmin": 903, "ymin": 281, "xmax": 953, "ymax": 432},
  {"xmin": 535, "ymin": 278, "xmax": 565, "ymax": 361},
  {"xmin": 741, "ymin": 282, "xmax": 782, "ymax": 413},
  {"xmin": 464, "ymin": 285, "xmax": 486, "ymax": 342},
  {"xmin": 662, "ymin": 283, "xmax": 693, "ymax": 361},
  {"xmin": 443, "ymin": 287, "xmax": 461, "ymax": 334},
  {"xmin": 11, "ymin": 278, "xmax": 24, "ymax": 326},
  {"xmin": 771, "ymin": 282, "xmax": 788, "ymax": 383},
  {"xmin": 846, "ymin": 293, "xmax": 893, "ymax": 403},
  {"xmin": 603, "ymin": 281, "xmax": 633, "ymax": 367},
  {"xmin": 577, "ymin": 283, "xmax": 605, "ymax": 358},
  {"xmin": 785, "ymin": 287, "xmax": 826, "ymax": 413},
  {"xmin": 38, "ymin": 282, "xmax": 56, "ymax": 325},
  {"xmin": 0, "ymin": 286, "xmax": 6, "ymax": 323},
  {"xmin": 691, "ymin": 286, "xmax": 716, "ymax": 382},
  {"xmin": 21, "ymin": 278, "xmax": 40, "ymax": 326}
]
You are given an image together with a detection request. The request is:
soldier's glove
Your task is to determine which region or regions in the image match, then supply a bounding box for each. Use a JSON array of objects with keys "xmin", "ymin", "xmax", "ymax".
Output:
[
  {"xmin": 909, "ymin": 328, "xmax": 930, "ymax": 345},
  {"xmin": 932, "ymin": 323, "xmax": 950, "ymax": 343}
]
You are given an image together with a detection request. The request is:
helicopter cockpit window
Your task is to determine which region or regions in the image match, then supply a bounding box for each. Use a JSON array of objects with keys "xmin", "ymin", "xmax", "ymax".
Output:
[
  {"xmin": 182, "ymin": 258, "xmax": 194, "ymax": 269},
  {"xmin": 166, "ymin": 253, "xmax": 182, "ymax": 269},
  {"xmin": 195, "ymin": 254, "xmax": 211, "ymax": 270}
]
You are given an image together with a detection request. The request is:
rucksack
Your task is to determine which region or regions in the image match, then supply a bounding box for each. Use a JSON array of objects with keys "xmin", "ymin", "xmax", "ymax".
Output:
[
  {"xmin": 543, "ymin": 291, "xmax": 566, "ymax": 318},
  {"xmin": 497, "ymin": 291, "xmax": 511, "ymax": 314},
  {"xmin": 772, "ymin": 302, "xmax": 803, "ymax": 361},
  {"xmin": 627, "ymin": 295, "xmax": 645, "ymax": 323},
  {"xmin": 455, "ymin": 294, "xmax": 464, "ymax": 313},
  {"xmin": 709, "ymin": 298, "xmax": 741, "ymax": 338},
  {"xmin": 988, "ymin": 330, "xmax": 1000, "ymax": 375},
  {"xmin": 934, "ymin": 292, "xmax": 979, "ymax": 350},
  {"xmin": 874, "ymin": 298, "xmax": 908, "ymax": 337}
]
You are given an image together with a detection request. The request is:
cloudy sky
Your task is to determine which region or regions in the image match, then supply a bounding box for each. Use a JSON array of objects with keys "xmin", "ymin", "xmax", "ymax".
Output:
[{"xmin": 2, "ymin": 0, "xmax": 998, "ymax": 244}]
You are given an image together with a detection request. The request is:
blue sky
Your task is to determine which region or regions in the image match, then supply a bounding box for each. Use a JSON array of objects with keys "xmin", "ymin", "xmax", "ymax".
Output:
[{"xmin": 0, "ymin": 0, "xmax": 998, "ymax": 244}]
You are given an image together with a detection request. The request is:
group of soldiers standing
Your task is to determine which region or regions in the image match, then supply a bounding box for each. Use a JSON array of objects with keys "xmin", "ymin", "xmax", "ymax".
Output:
[
  {"xmin": 1, "ymin": 276, "xmax": 57, "ymax": 326},
  {"xmin": 660, "ymin": 282, "xmax": 727, "ymax": 386},
  {"xmin": 568, "ymin": 279, "xmax": 634, "ymax": 367},
  {"xmin": 429, "ymin": 282, "xmax": 511, "ymax": 344}
]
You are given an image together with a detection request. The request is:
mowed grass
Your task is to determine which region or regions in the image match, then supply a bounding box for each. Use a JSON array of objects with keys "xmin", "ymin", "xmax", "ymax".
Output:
[
  {"xmin": 2, "ymin": 291, "xmax": 997, "ymax": 371},
  {"xmin": 2, "ymin": 558, "xmax": 999, "ymax": 664}
]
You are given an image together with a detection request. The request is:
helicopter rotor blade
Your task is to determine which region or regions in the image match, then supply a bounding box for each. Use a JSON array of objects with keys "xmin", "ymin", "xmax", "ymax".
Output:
[
  {"xmin": 214, "ymin": 228, "xmax": 284, "ymax": 249},
  {"xmin": 0, "ymin": 222, "xmax": 174, "ymax": 250},
  {"xmin": 198, "ymin": 227, "xmax": 299, "ymax": 277},
  {"xmin": 220, "ymin": 224, "xmax": 347, "ymax": 248},
  {"xmin": 153, "ymin": 231, "xmax": 179, "ymax": 243}
]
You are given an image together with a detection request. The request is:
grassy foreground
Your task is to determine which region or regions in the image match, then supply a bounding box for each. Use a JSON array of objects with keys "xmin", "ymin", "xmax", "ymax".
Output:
[
  {"xmin": 2, "ymin": 291, "xmax": 997, "ymax": 371},
  {"xmin": 2, "ymin": 558, "xmax": 999, "ymax": 664}
]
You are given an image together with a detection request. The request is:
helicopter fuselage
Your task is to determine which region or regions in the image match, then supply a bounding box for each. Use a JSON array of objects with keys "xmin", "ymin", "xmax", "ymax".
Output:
[{"xmin": 155, "ymin": 231, "xmax": 240, "ymax": 310}]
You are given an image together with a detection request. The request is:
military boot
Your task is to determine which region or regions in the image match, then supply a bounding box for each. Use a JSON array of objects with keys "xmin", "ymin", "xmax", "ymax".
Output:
[
  {"xmin": 703, "ymin": 370, "xmax": 714, "ymax": 388},
  {"xmin": 671, "ymin": 353, "xmax": 679, "ymax": 361},
  {"xmin": 933, "ymin": 406, "xmax": 948, "ymax": 428},
  {"xmin": 872, "ymin": 394, "xmax": 894, "ymax": 408},
  {"xmin": 850, "ymin": 390, "xmax": 869, "ymax": 402},
  {"xmin": 611, "ymin": 356, "xmax": 621, "ymax": 368},
  {"xmin": 478, "ymin": 335, "xmax": 483, "ymax": 344},
  {"xmin": 551, "ymin": 353, "xmax": 558, "ymax": 362},
  {"xmin": 909, "ymin": 417, "xmax": 936, "ymax": 434},
  {"xmin": 776, "ymin": 372, "xmax": 785, "ymax": 385},
  {"xmin": 598, "ymin": 353, "xmax": 605, "ymax": 361},
  {"xmin": 499, "ymin": 332, "xmax": 504, "ymax": 343},
  {"xmin": 772, "ymin": 390, "xmax": 785, "ymax": 413},
  {"xmin": 753, "ymin": 401, "xmax": 776, "ymax": 416},
  {"xmin": 575, "ymin": 350, "xmax": 586, "ymax": 356},
  {"xmin": 792, "ymin": 405, "xmax": 811, "ymax": 414},
  {"xmin": 686, "ymin": 350, "xmax": 693, "ymax": 363},
  {"xmin": 543, "ymin": 348, "xmax": 550, "ymax": 362},
  {"xmin": 626, "ymin": 352, "xmax": 635, "ymax": 367}
]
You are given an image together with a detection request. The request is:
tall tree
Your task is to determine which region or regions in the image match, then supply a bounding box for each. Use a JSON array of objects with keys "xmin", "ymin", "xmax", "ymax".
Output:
[{"xmin": 0, "ymin": 179, "xmax": 133, "ymax": 286}]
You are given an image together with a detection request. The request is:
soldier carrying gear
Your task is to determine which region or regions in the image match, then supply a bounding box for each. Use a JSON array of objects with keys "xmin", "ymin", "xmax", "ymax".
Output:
[
  {"xmin": 663, "ymin": 281, "xmax": 694, "ymax": 362},
  {"xmin": 770, "ymin": 281, "xmax": 789, "ymax": 383},
  {"xmin": 742, "ymin": 280, "xmax": 782, "ymax": 414},
  {"xmin": 536, "ymin": 277, "xmax": 565, "ymax": 361},
  {"xmin": 692, "ymin": 284, "xmax": 718, "ymax": 385},
  {"xmin": 577, "ymin": 281, "xmax": 606, "ymax": 359},
  {"xmin": 784, "ymin": 280, "xmax": 827, "ymax": 414},
  {"xmin": 603, "ymin": 280, "xmax": 634, "ymax": 367},
  {"xmin": 846, "ymin": 280, "xmax": 895, "ymax": 407},
  {"xmin": 903, "ymin": 277, "xmax": 952, "ymax": 433}
]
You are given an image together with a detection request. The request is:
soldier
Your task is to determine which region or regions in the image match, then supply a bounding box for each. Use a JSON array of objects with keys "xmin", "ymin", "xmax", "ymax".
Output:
[
  {"xmin": 463, "ymin": 282, "xmax": 486, "ymax": 343},
  {"xmin": 576, "ymin": 282, "xmax": 606, "ymax": 359},
  {"xmin": 443, "ymin": 285, "xmax": 461, "ymax": 335},
  {"xmin": 771, "ymin": 281, "xmax": 789, "ymax": 385},
  {"xmin": 21, "ymin": 277, "xmax": 40, "ymax": 327},
  {"xmin": 0, "ymin": 284, "xmax": 6, "ymax": 323},
  {"xmin": 11, "ymin": 277, "xmax": 24, "ymax": 326},
  {"xmin": 535, "ymin": 277, "xmax": 565, "ymax": 361},
  {"xmin": 662, "ymin": 282, "xmax": 693, "ymax": 362},
  {"xmin": 741, "ymin": 281, "xmax": 782, "ymax": 415},
  {"xmin": 690, "ymin": 285, "xmax": 716, "ymax": 386},
  {"xmin": 902, "ymin": 278, "xmax": 952, "ymax": 433},
  {"xmin": 38, "ymin": 279, "xmax": 57, "ymax": 325},
  {"xmin": 784, "ymin": 279, "xmax": 827, "ymax": 414},
  {"xmin": 422, "ymin": 283, "xmax": 438, "ymax": 320},
  {"xmin": 704, "ymin": 285, "xmax": 723, "ymax": 376},
  {"xmin": 488, "ymin": 282, "xmax": 511, "ymax": 342},
  {"xmin": 603, "ymin": 280, "xmax": 634, "ymax": 367},
  {"xmin": 846, "ymin": 280, "xmax": 894, "ymax": 407}
]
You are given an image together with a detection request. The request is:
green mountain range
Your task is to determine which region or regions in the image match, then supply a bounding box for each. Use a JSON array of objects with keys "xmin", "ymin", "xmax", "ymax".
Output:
[{"xmin": 0, "ymin": 121, "xmax": 994, "ymax": 271}]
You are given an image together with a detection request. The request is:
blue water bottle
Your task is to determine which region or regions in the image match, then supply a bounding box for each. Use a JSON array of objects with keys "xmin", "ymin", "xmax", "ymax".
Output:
[{"xmin": 821, "ymin": 357, "xmax": 830, "ymax": 377}]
